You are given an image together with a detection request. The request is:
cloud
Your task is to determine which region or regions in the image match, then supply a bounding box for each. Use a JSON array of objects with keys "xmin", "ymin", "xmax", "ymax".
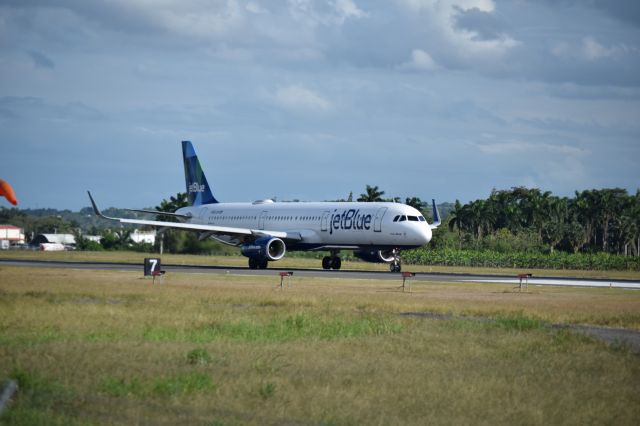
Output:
[
  {"xmin": 396, "ymin": 0, "xmax": 519, "ymax": 68},
  {"xmin": 398, "ymin": 49, "xmax": 439, "ymax": 71},
  {"xmin": 453, "ymin": 3, "xmax": 509, "ymax": 41},
  {"xmin": 27, "ymin": 50, "xmax": 55, "ymax": 69},
  {"xmin": 333, "ymin": 0, "xmax": 367, "ymax": 21},
  {"xmin": 0, "ymin": 96, "xmax": 105, "ymax": 122},
  {"xmin": 474, "ymin": 140, "xmax": 588, "ymax": 157},
  {"xmin": 531, "ymin": 0, "xmax": 640, "ymax": 28},
  {"xmin": 245, "ymin": 1, "xmax": 267, "ymax": 14},
  {"xmin": 581, "ymin": 36, "xmax": 636, "ymax": 61},
  {"xmin": 551, "ymin": 36, "xmax": 638, "ymax": 62},
  {"xmin": 288, "ymin": 0, "xmax": 367, "ymax": 26},
  {"xmin": 271, "ymin": 85, "xmax": 331, "ymax": 112}
]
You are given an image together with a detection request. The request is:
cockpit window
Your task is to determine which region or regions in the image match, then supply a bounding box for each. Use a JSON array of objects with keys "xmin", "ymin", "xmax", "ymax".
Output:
[
  {"xmin": 393, "ymin": 215, "xmax": 400, "ymax": 222},
  {"xmin": 408, "ymin": 216, "xmax": 419, "ymax": 221},
  {"xmin": 418, "ymin": 216, "xmax": 426, "ymax": 222},
  {"xmin": 399, "ymin": 215, "xmax": 407, "ymax": 222}
]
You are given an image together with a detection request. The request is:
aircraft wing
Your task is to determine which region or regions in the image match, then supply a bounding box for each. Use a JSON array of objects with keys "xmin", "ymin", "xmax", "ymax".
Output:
[{"xmin": 87, "ymin": 192, "xmax": 301, "ymax": 242}]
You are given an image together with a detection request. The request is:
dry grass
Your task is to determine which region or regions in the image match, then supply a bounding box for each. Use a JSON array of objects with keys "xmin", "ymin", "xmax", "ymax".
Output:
[
  {"xmin": 2, "ymin": 249, "xmax": 640, "ymax": 279},
  {"xmin": 1, "ymin": 266, "xmax": 639, "ymax": 425}
]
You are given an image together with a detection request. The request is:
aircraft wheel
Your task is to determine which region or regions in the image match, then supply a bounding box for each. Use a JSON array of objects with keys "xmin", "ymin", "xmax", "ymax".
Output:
[
  {"xmin": 322, "ymin": 256, "xmax": 332, "ymax": 270},
  {"xmin": 331, "ymin": 257, "xmax": 342, "ymax": 270},
  {"xmin": 390, "ymin": 262, "xmax": 401, "ymax": 273},
  {"xmin": 259, "ymin": 258, "xmax": 269, "ymax": 269}
]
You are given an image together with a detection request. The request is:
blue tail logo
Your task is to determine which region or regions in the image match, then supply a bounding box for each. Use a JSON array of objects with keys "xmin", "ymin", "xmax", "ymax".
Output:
[{"xmin": 182, "ymin": 141, "xmax": 218, "ymax": 206}]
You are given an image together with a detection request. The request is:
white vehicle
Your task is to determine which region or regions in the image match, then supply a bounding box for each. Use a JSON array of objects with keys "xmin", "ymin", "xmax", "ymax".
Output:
[
  {"xmin": 39, "ymin": 243, "xmax": 65, "ymax": 251},
  {"xmin": 88, "ymin": 141, "xmax": 440, "ymax": 272}
]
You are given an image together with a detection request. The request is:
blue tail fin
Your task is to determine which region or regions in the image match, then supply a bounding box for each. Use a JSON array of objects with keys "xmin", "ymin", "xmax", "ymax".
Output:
[{"xmin": 182, "ymin": 141, "xmax": 218, "ymax": 206}]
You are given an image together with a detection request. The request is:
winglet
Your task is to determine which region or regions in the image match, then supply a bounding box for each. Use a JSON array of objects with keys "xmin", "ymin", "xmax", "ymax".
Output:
[
  {"xmin": 430, "ymin": 199, "xmax": 441, "ymax": 229},
  {"xmin": 87, "ymin": 191, "xmax": 113, "ymax": 220}
]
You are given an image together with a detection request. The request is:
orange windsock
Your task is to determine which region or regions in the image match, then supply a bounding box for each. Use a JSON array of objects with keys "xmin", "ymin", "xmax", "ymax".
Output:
[{"xmin": 0, "ymin": 179, "xmax": 18, "ymax": 206}]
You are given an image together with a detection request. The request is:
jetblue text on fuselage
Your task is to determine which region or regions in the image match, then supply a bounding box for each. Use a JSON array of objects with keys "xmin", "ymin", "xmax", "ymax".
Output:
[{"xmin": 329, "ymin": 209, "xmax": 372, "ymax": 234}]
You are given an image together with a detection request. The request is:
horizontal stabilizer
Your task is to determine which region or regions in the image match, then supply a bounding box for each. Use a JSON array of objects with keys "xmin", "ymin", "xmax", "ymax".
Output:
[{"xmin": 125, "ymin": 208, "xmax": 192, "ymax": 220}]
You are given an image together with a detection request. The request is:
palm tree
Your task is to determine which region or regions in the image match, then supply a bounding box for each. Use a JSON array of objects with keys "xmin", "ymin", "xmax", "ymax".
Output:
[
  {"xmin": 357, "ymin": 185, "xmax": 385, "ymax": 202},
  {"xmin": 572, "ymin": 190, "xmax": 598, "ymax": 250},
  {"xmin": 155, "ymin": 192, "xmax": 188, "ymax": 221},
  {"xmin": 405, "ymin": 197, "xmax": 426, "ymax": 212},
  {"xmin": 541, "ymin": 197, "xmax": 568, "ymax": 253},
  {"xmin": 597, "ymin": 188, "xmax": 629, "ymax": 252}
]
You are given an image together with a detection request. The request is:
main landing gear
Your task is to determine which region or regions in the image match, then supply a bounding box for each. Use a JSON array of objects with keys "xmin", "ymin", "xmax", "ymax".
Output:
[
  {"xmin": 322, "ymin": 251, "xmax": 342, "ymax": 270},
  {"xmin": 248, "ymin": 257, "xmax": 269, "ymax": 269},
  {"xmin": 389, "ymin": 249, "xmax": 402, "ymax": 273}
]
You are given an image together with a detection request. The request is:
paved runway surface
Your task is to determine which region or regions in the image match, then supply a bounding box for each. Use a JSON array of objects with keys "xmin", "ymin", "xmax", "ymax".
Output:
[{"xmin": 2, "ymin": 259, "xmax": 639, "ymax": 289}]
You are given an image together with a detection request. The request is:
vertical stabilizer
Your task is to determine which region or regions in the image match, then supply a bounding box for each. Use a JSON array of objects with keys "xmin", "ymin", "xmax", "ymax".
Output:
[
  {"xmin": 430, "ymin": 199, "xmax": 441, "ymax": 229},
  {"xmin": 182, "ymin": 141, "xmax": 218, "ymax": 206}
]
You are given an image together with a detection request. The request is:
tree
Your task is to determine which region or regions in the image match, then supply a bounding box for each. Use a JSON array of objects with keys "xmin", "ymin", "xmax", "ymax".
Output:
[
  {"xmin": 597, "ymin": 188, "xmax": 629, "ymax": 251},
  {"xmin": 357, "ymin": 185, "xmax": 385, "ymax": 202},
  {"xmin": 572, "ymin": 190, "xmax": 598, "ymax": 250},
  {"xmin": 154, "ymin": 192, "xmax": 189, "ymax": 254},
  {"xmin": 541, "ymin": 197, "xmax": 568, "ymax": 253},
  {"xmin": 405, "ymin": 197, "xmax": 426, "ymax": 212}
]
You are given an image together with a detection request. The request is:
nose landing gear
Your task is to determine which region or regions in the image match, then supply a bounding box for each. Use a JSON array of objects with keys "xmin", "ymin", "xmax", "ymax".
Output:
[{"xmin": 389, "ymin": 249, "xmax": 402, "ymax": 272}]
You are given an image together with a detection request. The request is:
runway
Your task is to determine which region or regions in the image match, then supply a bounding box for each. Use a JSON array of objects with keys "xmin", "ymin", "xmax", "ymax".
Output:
[{"xmin": 2, "ymin": 258, "xmax": 639, "ymax": 289}]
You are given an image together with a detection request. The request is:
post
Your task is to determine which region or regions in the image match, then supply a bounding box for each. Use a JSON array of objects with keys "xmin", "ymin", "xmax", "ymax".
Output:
[
  {"xmin": 517, "ymin": 273, "xmax": 532, "ymax": 292},
  {"xmin": 401, "ymin": 272, "xmax": 415, "ymax": 293},
  {"xmin": 144, "ymin": 258, "xmax": 164, "ymax": 284},
  {"xmin": 278, "ymin": 272, "xmax": 293, "ymax": 289}
]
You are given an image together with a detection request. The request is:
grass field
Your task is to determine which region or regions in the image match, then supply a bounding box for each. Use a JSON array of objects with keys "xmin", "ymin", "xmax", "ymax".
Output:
[
  {"xmin": 2, "ymin": 250, "xmax": 640, "ymax": 280},
  {"xmin": 1, "ymin": 265, "xmax": 639, "ymax": 425}
]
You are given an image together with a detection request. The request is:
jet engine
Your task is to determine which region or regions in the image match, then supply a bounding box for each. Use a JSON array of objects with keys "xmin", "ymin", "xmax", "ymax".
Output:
[
  {"xmin": 353, "ymin": 249, "xmax": 395, "ymax": 263},
  {"xmin": 241, "ymin": 237, "xmax": 286, "ymax": 261}
]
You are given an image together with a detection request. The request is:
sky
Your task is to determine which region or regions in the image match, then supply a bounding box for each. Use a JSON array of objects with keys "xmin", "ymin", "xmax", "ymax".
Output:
[{"xmin": 1, "ymin": 0, "xmax": 639, "ymax": 210}]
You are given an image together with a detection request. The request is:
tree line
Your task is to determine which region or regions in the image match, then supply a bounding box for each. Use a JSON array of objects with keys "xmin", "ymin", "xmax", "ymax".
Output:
[
  {"xmin": 2, "ymin": 186, "xmax": 638, "ymax": 259},
  {"xmin": 444, "ymin": 187, "xmax": 640, "ymax": 256}
]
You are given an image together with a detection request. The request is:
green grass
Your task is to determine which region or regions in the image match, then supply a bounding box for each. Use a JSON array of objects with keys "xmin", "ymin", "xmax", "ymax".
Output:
[
  {"xmin": 142, "ymin": 314, "xmax": 403, "ymax": 343},
  {"xmin": 99, "ymin": 372, "xmax": 216, "ymax": 397},
  {"xmin": 1, "ymin": 266, "xmax": 639, "ymax": 425}
]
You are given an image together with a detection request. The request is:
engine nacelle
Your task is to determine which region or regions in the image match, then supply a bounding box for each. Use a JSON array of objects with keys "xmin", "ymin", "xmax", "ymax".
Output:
[
  {"xmin": 353, "ymin": 249, "xmax": 395, "ymax": 263},
  {"xmin": 241, "ymin": 237, "xmax": 286, "ymax": 261}
]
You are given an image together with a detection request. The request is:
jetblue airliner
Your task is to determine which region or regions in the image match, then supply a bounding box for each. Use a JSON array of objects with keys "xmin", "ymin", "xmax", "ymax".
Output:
[{"xmin": 88, "ymin": 141, "xmax": 440, "ymax": 272}]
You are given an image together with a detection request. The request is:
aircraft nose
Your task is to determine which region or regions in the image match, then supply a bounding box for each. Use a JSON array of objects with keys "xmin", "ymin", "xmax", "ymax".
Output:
[{"xmin": 421, "ymin": 225, "xmax": 432, "ymax": 245}]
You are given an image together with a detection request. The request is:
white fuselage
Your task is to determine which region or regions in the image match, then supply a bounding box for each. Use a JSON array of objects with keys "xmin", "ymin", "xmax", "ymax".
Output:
[{"xmin": 177, "ymin": 201, "xmax": 432, "ymax": 250}]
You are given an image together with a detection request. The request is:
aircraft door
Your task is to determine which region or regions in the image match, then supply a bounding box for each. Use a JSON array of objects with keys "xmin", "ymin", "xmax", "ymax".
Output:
[
  {"xmin": 373, "ymin": 207, "xmax": 387, "ymax": 232},
  {"xmin": 259, "ymin": 211, "xmax": 268, "ymax": 230},
  {"xmin": 321, "ymin": 211, "xmax": 330, "ymax": 232}
]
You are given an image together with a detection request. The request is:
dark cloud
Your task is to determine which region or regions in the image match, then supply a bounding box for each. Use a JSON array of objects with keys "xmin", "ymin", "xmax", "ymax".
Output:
[
  {"xmin": 27, "ymin": 50, "xmax": 54, "ymax": 68},
  {"xmin": 453, "ymin": 6, "xmax": 510, "ymax": 41},
  {"xmin": 514, "ymin": 0, "xmax": 640, "ymax": 27},
  {"xmin": 581, "ymin": 0, "xmax": 640, "ymax": 27},
  {"xmin": 0, "ymin": 97, "xmax": 104, "ymax": 121}
]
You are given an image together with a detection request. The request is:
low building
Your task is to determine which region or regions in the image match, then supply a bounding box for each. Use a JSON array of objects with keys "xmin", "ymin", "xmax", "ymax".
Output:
[
  {"xmin": 131, "ymin": 229, "xmax": 156, "ymax": 245},
  {"xmin": 0, "ymin": 225, "xmax": 25, "ymax": 249}
]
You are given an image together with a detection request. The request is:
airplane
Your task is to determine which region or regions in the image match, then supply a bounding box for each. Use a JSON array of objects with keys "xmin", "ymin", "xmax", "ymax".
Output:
[{"xmin": 88, "ymin": 141, "xmax": 440, "ymax": 272}]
